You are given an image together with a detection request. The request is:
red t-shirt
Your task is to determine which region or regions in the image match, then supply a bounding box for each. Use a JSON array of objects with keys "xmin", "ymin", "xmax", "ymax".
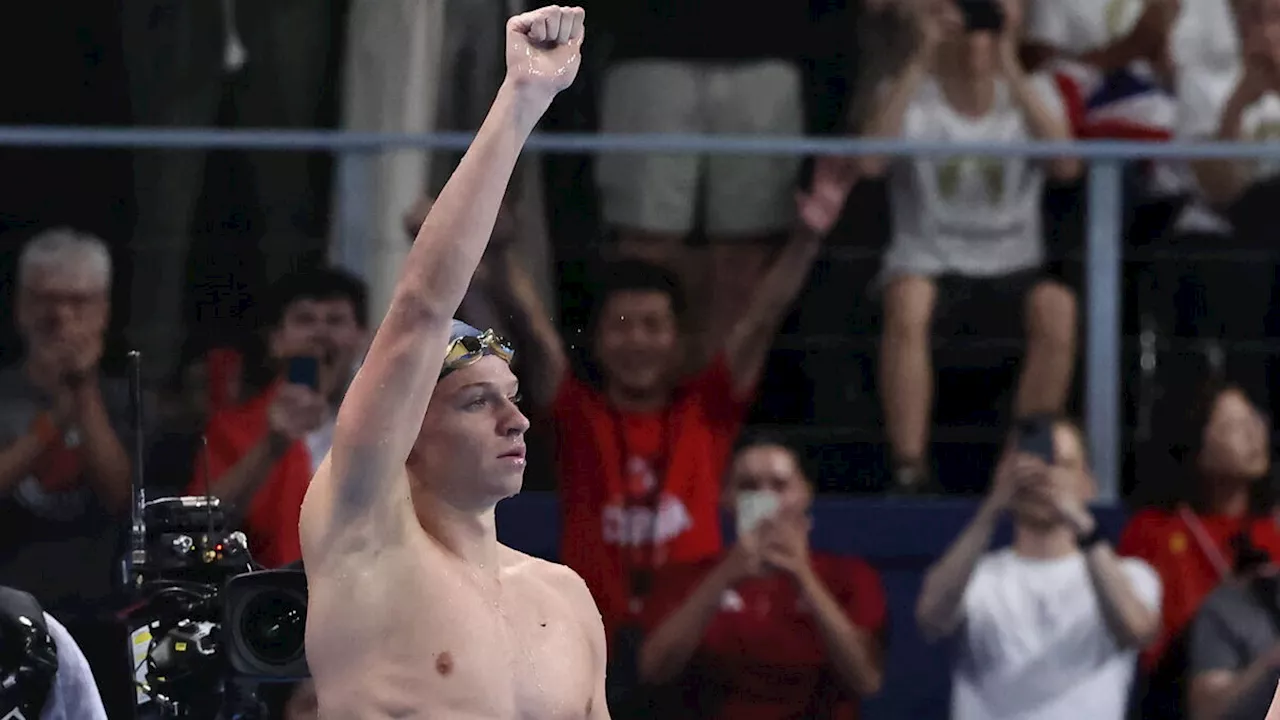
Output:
[
  {"xmin": 1118, "ymin": 508, "xmax": 1280, "ymax": 669},
  {"xmin": 187, "ymin": 384, "xmax": 314, "ymax": 569},
  {"xmin": 640, "ymin": 553, "xmax": 887, "ymax": 720},
  {"xmin": 554, "ymin": 356, "xmax": 750, "ymax": 639}
]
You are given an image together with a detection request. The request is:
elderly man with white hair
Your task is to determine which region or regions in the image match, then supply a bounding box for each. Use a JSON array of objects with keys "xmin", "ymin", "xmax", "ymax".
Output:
[{"xmin": 0, "ymin": 227, "xmax": 134, "ymax": 615}]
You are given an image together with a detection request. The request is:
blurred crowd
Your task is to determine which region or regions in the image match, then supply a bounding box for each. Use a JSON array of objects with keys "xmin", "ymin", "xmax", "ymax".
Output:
[{"xmin": 7, "ymin": 0, "xmax": 1280, "ymax": 717}]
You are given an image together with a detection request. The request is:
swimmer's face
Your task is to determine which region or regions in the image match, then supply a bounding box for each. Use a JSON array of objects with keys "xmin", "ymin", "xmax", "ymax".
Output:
[
  {"xmin": 593, "ymin": 290, "xmax": 680, "ymax": 399},
  {"xmin": 414, "ymin": 356, "xmax": 529, "ymax": 506}
]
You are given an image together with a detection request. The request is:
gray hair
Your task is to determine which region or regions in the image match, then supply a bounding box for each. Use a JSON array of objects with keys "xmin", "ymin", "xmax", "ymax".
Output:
[{"xmin": 18, "ymin": 227, "xmax": 113, "ymax": 290}]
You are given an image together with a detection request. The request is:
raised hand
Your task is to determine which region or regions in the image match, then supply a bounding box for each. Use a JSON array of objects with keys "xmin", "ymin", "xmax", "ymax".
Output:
[
  {"xmin": 797, "ymin": 156, "xmax": 858, "ymax": 237},
  {"xmin": 911, "ymin": 0, "xmax": 961, "ymax": 59},
  {"xmin": 505, "ymin": 6, "xmax": 586, "ymax": 98},
  {"xmin": 759, "ymin": 510, "xmax": 814, "ymax": 581}
]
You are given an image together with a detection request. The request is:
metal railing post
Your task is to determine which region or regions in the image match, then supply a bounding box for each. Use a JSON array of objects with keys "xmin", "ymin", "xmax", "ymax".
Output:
[{"xmin": 1085, "ymin": 160, "xmax": 1124, "ymax": 504}]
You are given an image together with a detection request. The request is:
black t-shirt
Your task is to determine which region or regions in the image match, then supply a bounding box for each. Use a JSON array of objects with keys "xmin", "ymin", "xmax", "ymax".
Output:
[
  {"xmin": 0, "ymin": 368, "xmax": 137, "ymax": 615},
  {"xmin": 598, "ymin": 1, "xmax": 810, "ymax": 62}
]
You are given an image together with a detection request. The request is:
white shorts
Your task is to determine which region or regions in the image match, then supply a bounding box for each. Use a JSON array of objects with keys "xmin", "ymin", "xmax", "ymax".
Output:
[{"xmin": 595, "ymin": 59, "xmax": 804, "ymax": 237}]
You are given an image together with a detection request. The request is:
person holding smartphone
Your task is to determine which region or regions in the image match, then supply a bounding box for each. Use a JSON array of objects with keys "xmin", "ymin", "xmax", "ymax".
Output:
[
  {"xmin": 186, "ymin": 268, "xmax": 369, "ymax": 569},
  {"xmin": 916, "ymin": 416, "xmax": 1162, "ymax": 719},
  {"xmin": 859, "ymin": 0, "xmax": 1081, "ymax": 494},
  {"xmin": 635, "ymin": 434, "xmax": 886, "ymax": 719}
]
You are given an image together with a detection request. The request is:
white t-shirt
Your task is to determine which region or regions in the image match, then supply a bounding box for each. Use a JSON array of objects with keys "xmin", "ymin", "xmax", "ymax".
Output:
[
  {"xmin": 41, "ymin": 613, "xmax": 108, "ymax": 720},
  {"xmin": 1025, "ymin": 0, "xmax": 1144, "ymax": 56},
  {"xmin": 1026, "ymin": 0, "xmax": 1221, "ymax": 69},
  {"xmin": 884, "ymin": 75, "xmax": 1068, "ymax": 279},
  {"xmin": 951, "ymin": 548, "xmax": 1162, "ymax": 720},
  {"xmin": 1173, "ymin": 0, "xmax": 1280, "ymax": 234}
]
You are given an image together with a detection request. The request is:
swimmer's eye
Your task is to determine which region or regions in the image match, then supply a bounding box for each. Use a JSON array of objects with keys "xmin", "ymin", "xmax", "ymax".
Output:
[
  {"xmin": 465, "ymin": 397, "xmax": 488, "ymax": 410},
  {"xmin": 510, "ymin": 392, "xmax": 523, "ymax": 404}
]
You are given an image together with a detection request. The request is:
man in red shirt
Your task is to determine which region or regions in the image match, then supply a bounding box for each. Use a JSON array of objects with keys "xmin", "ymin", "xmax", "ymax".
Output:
[
  {"xmin": 188, "ymin": 269, "xmax": 368, "ymax": 568},
  {"xmin": 503, "ymin": 159, "xmax": 856, "ymax": 645},
  {"xmin": 637, "ymin": 435, "xmax": 886, "ymax": 719}
]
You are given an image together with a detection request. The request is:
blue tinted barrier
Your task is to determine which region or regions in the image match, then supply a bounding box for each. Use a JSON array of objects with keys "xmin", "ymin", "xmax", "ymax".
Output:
[
  {"xmin": 497, "ymin": 492, "xmax": 1129, "ymax": 720},
  {"xmin": 0, "ymin": 126, "xmax": 1272, "ymax": 158}
]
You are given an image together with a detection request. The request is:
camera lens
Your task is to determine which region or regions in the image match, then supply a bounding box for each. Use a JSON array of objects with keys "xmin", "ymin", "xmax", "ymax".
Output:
[{"xmin": 237, "ymin": 589, "xmax": 306, "ymax": 666}]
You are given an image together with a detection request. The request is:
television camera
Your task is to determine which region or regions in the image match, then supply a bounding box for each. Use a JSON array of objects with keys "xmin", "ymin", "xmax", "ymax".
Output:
[{"xmin": 122, "ymin": 352, "xmax": 309, "ymax": 719}]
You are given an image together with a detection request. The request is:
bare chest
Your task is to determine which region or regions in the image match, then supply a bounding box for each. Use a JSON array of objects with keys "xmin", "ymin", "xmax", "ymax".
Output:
[{"xmin": 309, "ymin": 562, "xmax": 595, "ymax": 719}]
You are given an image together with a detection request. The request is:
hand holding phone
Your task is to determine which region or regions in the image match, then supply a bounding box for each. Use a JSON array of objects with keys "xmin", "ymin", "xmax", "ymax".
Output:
[{"xmin": 1016, "ymin": 416, "xmax": 1056, "ymax": 464}]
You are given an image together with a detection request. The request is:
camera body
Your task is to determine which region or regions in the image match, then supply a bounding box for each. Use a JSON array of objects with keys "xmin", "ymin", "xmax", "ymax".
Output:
[{"xmin": 129, "ymin": 497, "xmax": 309, "ymax": 719}]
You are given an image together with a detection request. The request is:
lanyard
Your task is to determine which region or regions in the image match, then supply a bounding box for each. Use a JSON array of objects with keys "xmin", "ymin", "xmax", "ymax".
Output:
[
  {"xmin": 606, "ymin": 402, "xmax": 677, "ymax": 612},
  {"xmin": 1178, "ymin": 506, "xmax": 1234, "ymax": 581}
]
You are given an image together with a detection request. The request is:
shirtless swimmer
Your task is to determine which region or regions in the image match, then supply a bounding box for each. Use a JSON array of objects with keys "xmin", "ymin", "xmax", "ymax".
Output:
[{"xmin": 297, "ymin": 7, "xmax": 605, "ymax": 718}]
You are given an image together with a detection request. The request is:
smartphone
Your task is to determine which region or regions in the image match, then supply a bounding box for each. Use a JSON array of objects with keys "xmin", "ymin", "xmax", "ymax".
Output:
[
  {"xmin": 958, "ymin": 0, "xmax": 1005, "ymax": 32},
  {"xmin": 1017, "ymin": 416, "xmax": 1056, "ymax": 464},
  {"xmin": 286, "ymin": 356, "xmax": 320, "ymax": 390},
  {"xmin": 736, "ymin": 491, "xmax": 780, "ymax": 537}
]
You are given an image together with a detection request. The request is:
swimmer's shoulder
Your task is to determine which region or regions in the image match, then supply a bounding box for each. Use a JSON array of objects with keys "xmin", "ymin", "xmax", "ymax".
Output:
[{"xmin": 500, "ymin": 547, "xmax": 597, "ymax": 610}]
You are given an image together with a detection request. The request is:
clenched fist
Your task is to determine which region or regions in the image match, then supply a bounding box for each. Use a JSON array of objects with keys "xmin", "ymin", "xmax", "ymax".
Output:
[{"xmin": 505, "ymin": 5, "xmax": 585, "ymax": 97}]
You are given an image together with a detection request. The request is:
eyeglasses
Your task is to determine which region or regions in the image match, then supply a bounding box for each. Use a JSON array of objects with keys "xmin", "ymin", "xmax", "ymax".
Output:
[{"xmin": 440, "ymin": 328, "xmax": 514, "ymax": 377}]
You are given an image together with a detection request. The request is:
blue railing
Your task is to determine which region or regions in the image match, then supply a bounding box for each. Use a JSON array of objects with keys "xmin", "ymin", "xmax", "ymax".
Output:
[{"xmin": 4, "ymin": 125, "xmax": 1267, "ymax": 502}]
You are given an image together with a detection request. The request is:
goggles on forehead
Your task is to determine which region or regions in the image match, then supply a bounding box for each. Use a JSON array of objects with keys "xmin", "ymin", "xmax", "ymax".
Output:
[{"xmin": 440, "ymin": 328, "xmax": 514, "ymax": 378}]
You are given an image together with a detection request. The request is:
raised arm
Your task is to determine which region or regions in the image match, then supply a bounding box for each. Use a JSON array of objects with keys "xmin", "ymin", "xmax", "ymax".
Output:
[
  {"xmin": 492, "ymin": 247, "xmax": 568, "ymax": 411},
  {"xmin": 858, "ymin": 0, "xmax": 955, "ymax": 178},
  {"xmin": 720, "ymin": 156, "xmax": 856, "ymax": 397},
  {"xmin": 314, "ymin": 6, "xmax": 584, "ymax": 522},
  {"xmin": 916, "ymin": 458, "xmax": 1021, "ymax": 641}
]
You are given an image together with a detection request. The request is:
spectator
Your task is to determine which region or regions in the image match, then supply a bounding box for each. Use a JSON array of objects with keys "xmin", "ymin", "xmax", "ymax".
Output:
[
  {"xmin": 503, "ymin": 161, "xmax": 853, "ymax": 648},
  {"xmin": 1022, "ymin": 0, "xmax": 1180, "ymax": 79},
  {"xmin": 1121, "ymin": 378, "xmax": 1276, "ymax": 717},
  {"xmin": 1163, "ymin": 0, "xmax": 1280, "ymax": 408},
  {"xmin": 916, "ymin": 416, "xmax": 1161, "ymax": 719},
  {"xmin": 592, "ymin": 0, "xmax": 811, "ymax": 358},
  {"xmin": 637, "ymin": 434, "xmax": 886, "ymax": 719},
  {"xmin": 0, "ymin": 229, "xmax": 135, "ymax": 614},
  {"xmin": 860, "ymin": 0, "xmax": 1081, "ymax": 492},
  {"xmin": 1189, "ymin": 533, "xmax": 1280, "ymax": 720},
  {"xmin": 189, "ymin": 269, "xmax": 369, "ymax": 568}
]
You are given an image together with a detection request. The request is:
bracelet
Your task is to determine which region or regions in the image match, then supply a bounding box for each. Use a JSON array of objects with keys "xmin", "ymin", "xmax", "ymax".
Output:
[
  {"xmin": 1077, "ymin": 525, "xmax": 1105, "ymax": 551},
  {"xmin": 31, "ymin": 412, "xmax": 59, "ymax": 446}
]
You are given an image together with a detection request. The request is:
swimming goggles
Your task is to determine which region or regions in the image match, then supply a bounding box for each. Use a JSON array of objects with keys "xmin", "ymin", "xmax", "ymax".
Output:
[{"xmin": 440, "ymin": 328, "xmax": 514, "ymax": 377}]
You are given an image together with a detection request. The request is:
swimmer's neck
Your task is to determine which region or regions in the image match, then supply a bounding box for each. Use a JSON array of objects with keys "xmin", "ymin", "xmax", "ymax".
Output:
[{"xmin": 413, "ymin": 488, "xmax": 502, "ymax": 574}]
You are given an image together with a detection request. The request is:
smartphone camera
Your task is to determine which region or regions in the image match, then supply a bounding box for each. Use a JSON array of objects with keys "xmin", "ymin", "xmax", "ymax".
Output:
[
  {"xmin": 958, "ymin": 0, "xmax": 1005, "ymax": 32},
  {"xmin": 1016, "ymin": 416, "xmax": 1056, "ymax": 464},
  {"xmin": 286, "ymin": 356, "xmax": 320, "ymax": 391}
]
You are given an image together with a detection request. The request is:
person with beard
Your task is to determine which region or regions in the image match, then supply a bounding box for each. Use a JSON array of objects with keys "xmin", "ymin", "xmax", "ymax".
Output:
[
  {"xmin": 187, "ymin": 268, "xmax": 369, "ymax": 568},
  {"xmin": 916, "ymin": 417, "xmax": 1162, "ymax": 719}
]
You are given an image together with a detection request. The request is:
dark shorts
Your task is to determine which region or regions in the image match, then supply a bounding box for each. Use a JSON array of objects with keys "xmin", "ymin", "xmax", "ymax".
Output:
[{"xmin": 931, "ymin": 269, "xmax": 1054, "ymax": 340}]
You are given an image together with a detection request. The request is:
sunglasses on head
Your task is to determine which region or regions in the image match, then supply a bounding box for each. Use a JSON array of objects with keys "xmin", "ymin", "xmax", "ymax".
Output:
[{"xmin": 440, "ymin": 328, "xmax": 514, "ymax": 377}]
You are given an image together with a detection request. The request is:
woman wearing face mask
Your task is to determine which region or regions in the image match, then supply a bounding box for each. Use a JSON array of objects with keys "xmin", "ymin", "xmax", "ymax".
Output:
[
  {"xmin": 1120, "ymin": 376, "xmax": 1276, "ymax": 716},
  {"xmin": 634, "ymin": 434, "xmax": 887, "ymax": 720}
]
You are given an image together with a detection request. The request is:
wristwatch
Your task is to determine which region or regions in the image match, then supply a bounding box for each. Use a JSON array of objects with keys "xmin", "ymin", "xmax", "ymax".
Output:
[{"xmin": 1077, "ymin": 524, "xmax": 1105, "ymax": 550}]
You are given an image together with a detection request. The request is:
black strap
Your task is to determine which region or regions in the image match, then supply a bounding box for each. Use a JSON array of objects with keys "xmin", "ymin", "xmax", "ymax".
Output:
[{"xmin": 0, "ymin": 585, "xmax": 57, "ymax": 719}]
